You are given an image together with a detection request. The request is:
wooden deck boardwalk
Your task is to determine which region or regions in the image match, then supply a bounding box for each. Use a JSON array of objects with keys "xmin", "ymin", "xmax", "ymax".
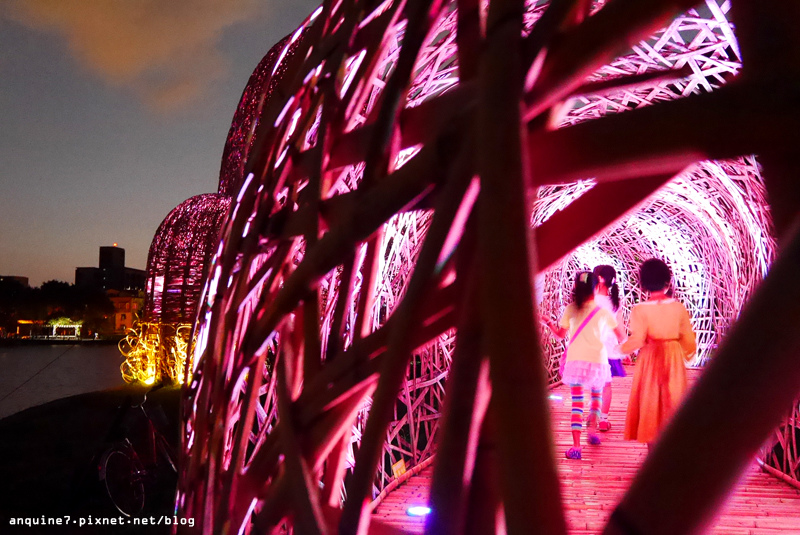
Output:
[{"xmin": 372, "ymin": 367, "xmax": 800, "ymax": 534}]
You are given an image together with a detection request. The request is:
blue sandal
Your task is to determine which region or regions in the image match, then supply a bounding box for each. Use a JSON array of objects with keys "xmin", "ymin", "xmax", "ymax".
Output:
[
  {"xmin": 565, "ymin": 447, "xmax": 582, "ymax": 460},
  {"xmin": 588, "ymin": 433, "xmax": 602, "ymax": 445}
]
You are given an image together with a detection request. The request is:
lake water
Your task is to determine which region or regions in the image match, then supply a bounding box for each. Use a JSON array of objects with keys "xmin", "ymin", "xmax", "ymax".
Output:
[{"xmin": 0, "ymin": 343, "xmax": 126, "ymax": 419}]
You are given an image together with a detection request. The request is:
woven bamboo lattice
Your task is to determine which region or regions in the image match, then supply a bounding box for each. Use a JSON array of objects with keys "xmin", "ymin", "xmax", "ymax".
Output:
[
  {"xmin": 143, "ymin": 193, "xmax": 232, "ymax": 324},
  {"xmin": 119, "ymin": 322, "xmax": 194, "ymax": 385},
  {"xmin": 120, "ymin": 193, "xmax": 231, "ymax": 384},
  {"xmin": 535, "ymin": 157, "xmax": 776, "ymax": 381},
  {"xmin": 176, "ymin": 0, "xmax": 800, "ymax": 533},
  {"xmin": 760, "ymin": 399, "xmax": 800, "ymax": 489}
]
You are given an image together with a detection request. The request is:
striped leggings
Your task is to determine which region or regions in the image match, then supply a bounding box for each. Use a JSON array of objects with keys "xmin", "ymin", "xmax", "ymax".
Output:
[{"xmin": 570, "ymin": 384, "xmax": 602, "ymax": 431}]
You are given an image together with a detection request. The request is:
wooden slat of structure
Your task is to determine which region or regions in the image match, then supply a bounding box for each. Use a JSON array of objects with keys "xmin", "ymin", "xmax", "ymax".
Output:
[{"xmin": 372, "ymin": 367, "xmax": 800, "ymax": 533}]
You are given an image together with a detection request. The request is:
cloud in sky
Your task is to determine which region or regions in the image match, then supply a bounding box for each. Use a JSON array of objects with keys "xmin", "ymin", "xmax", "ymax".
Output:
[{"xmin": 4, "ymin": 0, "xmax": 263, "ymax": 110}]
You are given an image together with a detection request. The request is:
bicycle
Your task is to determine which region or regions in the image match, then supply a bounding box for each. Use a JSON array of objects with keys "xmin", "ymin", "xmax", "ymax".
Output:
[{"xmin": 98, "ymin": 384, "xmax": 179, "ymax": 517}]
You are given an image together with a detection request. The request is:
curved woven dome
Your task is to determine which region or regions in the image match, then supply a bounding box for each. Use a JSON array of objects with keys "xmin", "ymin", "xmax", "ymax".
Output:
[
  {"xmin": 535, "ymin": 157, "xmax": 775, "ymax": 381},
  {"xmin": 143, "ymin": 193, "xmax": 231, "ymax": 325},
  {"xmin": 217, "ymin": 31, "xmax": 307, "ymax": 197},
  {"xmin": 175, "ymin": 0, "xmax": 799, "ymax": 532}
]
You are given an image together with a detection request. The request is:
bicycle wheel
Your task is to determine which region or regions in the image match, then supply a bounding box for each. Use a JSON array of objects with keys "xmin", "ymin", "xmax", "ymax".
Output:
[{"xmin": 101, "ymin": 446, "xmax": 145, "ymax": 517}]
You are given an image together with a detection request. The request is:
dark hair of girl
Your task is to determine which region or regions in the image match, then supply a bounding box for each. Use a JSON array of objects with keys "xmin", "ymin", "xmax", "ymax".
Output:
[
  {"xmin": 593, "ymin": 264, "xmax": 620, "ymax": 311},
  {"xmin": 639, "ymin": 258, "xmax": 671, "ymax": 292},
  {"xmin": 573, "ymin": 271, "xmax": 597, "ymax": 310}
]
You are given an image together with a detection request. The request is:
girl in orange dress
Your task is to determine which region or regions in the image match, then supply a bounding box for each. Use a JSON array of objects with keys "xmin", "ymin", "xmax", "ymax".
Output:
[{"xmin": 620, "ymin": 259, "xmax": 697, "ymax": 445}]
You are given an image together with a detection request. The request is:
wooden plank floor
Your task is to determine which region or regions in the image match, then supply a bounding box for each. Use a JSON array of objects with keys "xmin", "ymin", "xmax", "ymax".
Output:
[{"xmin": 373, "ymin": 367, "xmax": 800, "ymax": 534}]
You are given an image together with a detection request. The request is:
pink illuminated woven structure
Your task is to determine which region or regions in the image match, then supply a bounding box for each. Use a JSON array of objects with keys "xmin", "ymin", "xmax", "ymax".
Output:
[
  {"xmin": 535, "ymin": 156, "xmax": 776, "ymax": 380},
  {"xmin": 143, "ymin": 194, "xmax": 232, "ymax": 325},
  {"xmin": 120, "ymin": 193, "xmax": 231, "ymax": 384},
  {"xmin": 176, "ymin": 0, "xmax": 800, "ymax": 533}
]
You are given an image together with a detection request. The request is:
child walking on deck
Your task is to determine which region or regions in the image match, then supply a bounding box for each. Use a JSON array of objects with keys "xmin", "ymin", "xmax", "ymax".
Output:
[
  {"xmin": 593, "ymin": 265, "xmax": 627, "ymax": 432},
  {"xmin": 544, "ymin": 272, "xmax": 621, "ymax": 460},
  {"xmin": 620, "ymin": 259, "xmax": 697, "ymax": 446}
]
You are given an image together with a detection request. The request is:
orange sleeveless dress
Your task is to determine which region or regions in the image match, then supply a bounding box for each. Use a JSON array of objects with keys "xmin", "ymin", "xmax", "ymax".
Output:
[{"xmin": 621, "ymin": 299, "xmax": 697, "ymax": 443}]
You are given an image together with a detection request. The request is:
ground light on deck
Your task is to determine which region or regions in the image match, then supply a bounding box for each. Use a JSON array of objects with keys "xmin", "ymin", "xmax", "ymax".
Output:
[{"xmin": 406, "ymin": 505, "xmax": 432, "ymax": 517}]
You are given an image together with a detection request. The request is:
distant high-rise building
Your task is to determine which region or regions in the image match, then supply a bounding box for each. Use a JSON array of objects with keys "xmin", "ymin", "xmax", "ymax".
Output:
[
  {"xmin": 99, "ymin": 246, "xmax": 125, "ymax": 270},
  {"xmin": 75, "ymin": 245, "xmax": 145, "ymax": 292}
]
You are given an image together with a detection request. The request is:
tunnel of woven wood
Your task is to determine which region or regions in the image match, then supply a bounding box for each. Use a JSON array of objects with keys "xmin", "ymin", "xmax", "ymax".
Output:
[{"xmin": 175, "ymin": 0, "xmax": 800, "ymax": 533}]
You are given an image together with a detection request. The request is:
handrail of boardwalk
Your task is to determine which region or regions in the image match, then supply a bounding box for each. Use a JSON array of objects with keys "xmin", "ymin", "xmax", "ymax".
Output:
[{"xmin": 369, "ymin": 455, "xmax": 437, "ymax": 512}]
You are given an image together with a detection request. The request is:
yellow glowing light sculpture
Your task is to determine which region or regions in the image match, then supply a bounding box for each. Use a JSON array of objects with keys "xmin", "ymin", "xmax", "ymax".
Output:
[{"xmin": 119, "ymin": 320, "xmax": 194, "ymax": 385}]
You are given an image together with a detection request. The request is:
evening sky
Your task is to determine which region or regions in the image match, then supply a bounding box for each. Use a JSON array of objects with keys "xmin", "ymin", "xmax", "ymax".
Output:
[{"xmin": 0, "ymin": 0, "xmax": 319, "ymax": 286}]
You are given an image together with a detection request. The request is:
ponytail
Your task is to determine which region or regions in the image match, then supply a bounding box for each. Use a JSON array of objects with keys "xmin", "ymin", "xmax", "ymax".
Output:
[
  {"xmin": 609, "ymin": 282, "xmax": 620, "ymax": 311},
  {"xmin": 573, "ymin": 271, "xmax": 596, "ymax": 310},
  {"xmin": 593, "ymin": 264, "xmax": 619, "ymax": 311}
]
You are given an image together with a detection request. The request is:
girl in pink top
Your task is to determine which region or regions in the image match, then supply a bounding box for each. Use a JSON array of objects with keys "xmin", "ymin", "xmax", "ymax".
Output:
[{"xmin": 545, "ymin": 271, "xmax": 623, "ymax": 459}]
